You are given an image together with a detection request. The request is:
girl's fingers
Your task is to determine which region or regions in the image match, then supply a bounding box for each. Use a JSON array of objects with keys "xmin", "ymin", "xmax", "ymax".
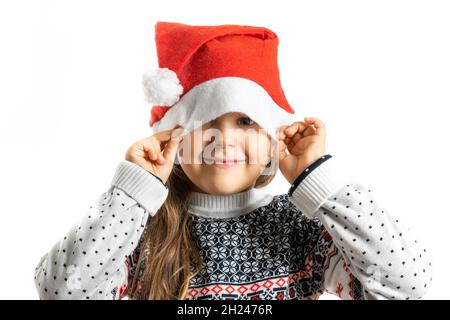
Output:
[
  {"xmin": 284, "ymin": 121, "xmax": 307, "ymax": 137},
  {"xmin": 302, "ymin": 125, "xmax": 316, "ymax": 137},
  {"xmin": 148, "ymin": 148, "xmax": 158, "ymax": 161},
  {"xmin": 290, "ymin": 139, "xmax": 306, "ymax": 155},
  {"xmin": 153, "ymin": 124, "xmax": 183, "ymax": 143},
  {"xmin": 287, "ymin": 140, "xmax": 295, "ymax": 151},
  {"xmin": 277, "ymin": 126, "xmax": 288, "ymax": 140},
  {"xmin": 162, "ymin": 135, "xmax": 182, "ymax": 163},
  {"xmin": 150, "ymin": 129, "xmax": 172, "ymax": 144},
  {"xmin": 155, "ymin": 153, "xmax": 166, "ymax": 165},
  {"xmin": 278, "ymin": 139, "xmax": 287, "ymax": 150},
  {"xmin": 304, "ymin": 117, "xmax": 326, "ymax": 137},
  {"xmin": 292, "ymin": 132, "xmax": 302, "ymax": 144},
  {"xmin": 141, "ymin": 138, "xmax": 159, "ymax": 161},
  {"xmin": 142, "ymin": 125, "xmax": 184, "ymax": 162},
  {"xmin": 277, "ymin": 139, "xmax": 287, "ymax": 154},
  {"xmin": 150, "ymin": 137, "xmax": 162, "ymax": 155}
]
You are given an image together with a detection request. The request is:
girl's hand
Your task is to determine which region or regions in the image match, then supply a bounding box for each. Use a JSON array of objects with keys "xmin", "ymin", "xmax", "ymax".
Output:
[
  {"xmin": 125, "ymin": 125, "xmax": 184, "ymax": 184},
  {"xmin": 277, "ymin": 117, "xmax": 327, "ymax": 184}
]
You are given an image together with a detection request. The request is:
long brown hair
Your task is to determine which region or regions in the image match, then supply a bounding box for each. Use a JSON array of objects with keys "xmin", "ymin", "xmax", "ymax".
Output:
[{"xmin": 128, "ymin": 162, "xmax": 275, "ymax": 300}]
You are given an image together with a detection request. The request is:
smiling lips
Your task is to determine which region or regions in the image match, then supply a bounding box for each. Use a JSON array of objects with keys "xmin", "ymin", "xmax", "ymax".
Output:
[{"xmin": 203, "ymin": 157, "xmax": 246, "ymax": 167}]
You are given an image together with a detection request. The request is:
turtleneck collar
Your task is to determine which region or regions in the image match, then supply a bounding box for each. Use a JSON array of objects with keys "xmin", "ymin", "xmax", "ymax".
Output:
[{"xmin": 188, "ymin": 187, "xmax": 274, "ymax": 219}]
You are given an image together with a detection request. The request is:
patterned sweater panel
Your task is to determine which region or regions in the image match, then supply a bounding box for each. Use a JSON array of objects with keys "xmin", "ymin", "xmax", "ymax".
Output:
[{"xmin": 120, "ymin": 194, "xmax": 363, "ymax": 300}]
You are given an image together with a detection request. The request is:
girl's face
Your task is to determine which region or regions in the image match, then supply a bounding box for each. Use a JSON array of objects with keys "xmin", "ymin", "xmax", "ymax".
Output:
[{"xmin": 178, "ymin": 112, "xmax": 273, "ymax": 195}]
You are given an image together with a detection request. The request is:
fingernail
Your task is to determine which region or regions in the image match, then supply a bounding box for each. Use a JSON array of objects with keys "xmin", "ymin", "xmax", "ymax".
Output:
[{"xmin": 171, "ymin": 128, "xmax": 184, "ymax": 139}]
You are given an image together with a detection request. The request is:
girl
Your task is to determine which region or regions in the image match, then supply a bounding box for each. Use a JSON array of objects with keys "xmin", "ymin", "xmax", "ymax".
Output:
[{"xmin": 34, "ymin": 21, "xmax": 432, "ymax": 300}]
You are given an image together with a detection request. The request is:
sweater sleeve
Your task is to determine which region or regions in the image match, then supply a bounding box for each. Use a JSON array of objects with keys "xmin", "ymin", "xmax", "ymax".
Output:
[
  {"xmin": 288, "ymin": 156, "xmax": 433, "ymax": 300},
  {"xmin": 34, "ymin": 160, "xmax": 169, "ymax": 300}
]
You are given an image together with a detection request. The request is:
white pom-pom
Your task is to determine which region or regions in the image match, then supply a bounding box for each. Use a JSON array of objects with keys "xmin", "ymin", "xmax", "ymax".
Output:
[{"xmin": 142, "ymin": 67, "xmax": 183, "ymax": 106}]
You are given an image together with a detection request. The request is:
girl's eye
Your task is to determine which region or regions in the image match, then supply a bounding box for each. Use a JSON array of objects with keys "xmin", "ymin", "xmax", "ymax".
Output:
[{"xmin": 237, "ymin": 116, "xmax": 255, "ymax": 126}]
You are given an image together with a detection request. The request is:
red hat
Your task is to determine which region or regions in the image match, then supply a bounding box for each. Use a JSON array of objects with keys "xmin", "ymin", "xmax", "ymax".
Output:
[{"xmin": 143, "ymin": 21, "xmax": 296, "ymax": 140}]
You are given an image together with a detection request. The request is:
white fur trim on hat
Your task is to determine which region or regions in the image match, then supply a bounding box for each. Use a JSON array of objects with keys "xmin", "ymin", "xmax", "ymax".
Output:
[
  {"xmin": 150, "ymin": 76, "xmax": 296, "ymax": 141},
  {"xmin": 142, "ymin": 67, "xmax": 183, "ymax": 106}
]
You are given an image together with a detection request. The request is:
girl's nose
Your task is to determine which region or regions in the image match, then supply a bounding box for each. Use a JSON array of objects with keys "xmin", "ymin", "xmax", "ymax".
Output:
[
  {"xmin": 208, "ymin": 118, "xmax": 240, "ymax": 146},
  {"xmin": 209, "ymin": 134, "xmax": 237, "ymax": 150}
]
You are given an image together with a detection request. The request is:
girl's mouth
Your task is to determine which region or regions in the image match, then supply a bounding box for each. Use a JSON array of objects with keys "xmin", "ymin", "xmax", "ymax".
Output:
[{"xmin": 203, "ymin": 158, "xmax": 246, "ymax": 168}]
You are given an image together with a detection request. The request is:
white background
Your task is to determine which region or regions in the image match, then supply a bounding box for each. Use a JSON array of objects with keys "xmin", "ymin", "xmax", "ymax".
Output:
[{"xmin": 0, "ymin": 0, "xmax": 449, "ymax": 299}]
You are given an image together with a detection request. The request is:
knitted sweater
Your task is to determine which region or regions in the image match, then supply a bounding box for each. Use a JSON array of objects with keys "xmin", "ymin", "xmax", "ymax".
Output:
[{"xmin": 34, "ymin": 155, "xmax": 432, "ymax": 300}]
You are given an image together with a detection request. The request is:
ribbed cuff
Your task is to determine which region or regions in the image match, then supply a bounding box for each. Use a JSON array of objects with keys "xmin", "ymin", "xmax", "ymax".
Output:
[
  {"xmin": 110, "ymin": 160, "xmax": 169, "ymax": 215},
  {"xmin": 288, "ymin": 156, "xmax": 343, "ymax": 219},
  {"xmin": 288, "ymin": 154, "xmax": 332, "ymax": 196}
]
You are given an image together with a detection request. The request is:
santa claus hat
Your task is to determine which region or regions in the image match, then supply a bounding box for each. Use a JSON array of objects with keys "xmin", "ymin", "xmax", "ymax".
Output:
[{"xmin": 143, "ymin": 21, "xmax": 296, "ymax": 141}]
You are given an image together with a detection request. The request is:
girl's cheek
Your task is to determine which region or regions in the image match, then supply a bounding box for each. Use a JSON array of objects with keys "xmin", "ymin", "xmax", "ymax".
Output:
[
  {"xmin": 183, "ymin": 141, "xmax": 205, "ymax": 165},
  {"xmin": 246, "ymin": 133, "xmax": 271, "ymax": 165},
  {"xmin": 245, "ymin": 134, "xmax": 257, "ymax": 164}
]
